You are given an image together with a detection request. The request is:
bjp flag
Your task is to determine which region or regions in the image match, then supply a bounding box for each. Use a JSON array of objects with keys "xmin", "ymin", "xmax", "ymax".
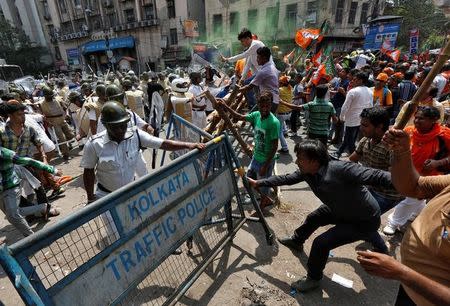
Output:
[{"xmin": 295, "ymin": 29, "xmax": 323, "ymax": 50}]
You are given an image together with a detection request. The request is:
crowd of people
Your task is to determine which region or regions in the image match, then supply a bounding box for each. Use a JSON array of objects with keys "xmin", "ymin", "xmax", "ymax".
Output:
[{"xmin": 0, "ymin": 26, "xmax": 449, "ymax": 305}]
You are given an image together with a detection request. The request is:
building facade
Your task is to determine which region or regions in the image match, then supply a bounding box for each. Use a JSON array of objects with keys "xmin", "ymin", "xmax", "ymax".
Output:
[
  {"xmin": 0, "ymin": 0, "xmax": 48, "ymax": 47},
  {"xmin": 205, "ymin": 0, "xmax": 386, "ymax": 55},
  {"xmin": 34, "ymin": 0, "xmax": 206, "ymax": 73}
]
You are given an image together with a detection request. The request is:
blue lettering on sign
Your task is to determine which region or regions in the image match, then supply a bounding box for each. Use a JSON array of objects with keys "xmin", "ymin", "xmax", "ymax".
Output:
[
  {"xmin": 106, "ymin": 214, "xmax": 178, "ymax": 280},
  {"xmin": 105, "ymin": 186, "xmax": 217, "ymax": 281},
  {"xmin": 127, "ymin": 170, "xmax": 191, "ymax": 221}
]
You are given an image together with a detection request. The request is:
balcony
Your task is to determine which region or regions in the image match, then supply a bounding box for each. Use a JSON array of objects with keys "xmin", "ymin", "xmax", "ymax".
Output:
[
  {"xmin": 112, "ymin": 19, "xmax": 159, "ymax": 32},
  {"xmin": 60, "ymin": 31, "xmax": 90, "ymax": 41}
]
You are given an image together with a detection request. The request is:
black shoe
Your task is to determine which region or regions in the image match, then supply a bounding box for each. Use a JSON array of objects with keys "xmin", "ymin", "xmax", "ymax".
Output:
[
  {"xmin": 278, "ymin": 148, "xmax": 289, "ymax": 154},
  {"xmin": 278, "ymin": 236, "xmax": 303, "ymax": 252}
]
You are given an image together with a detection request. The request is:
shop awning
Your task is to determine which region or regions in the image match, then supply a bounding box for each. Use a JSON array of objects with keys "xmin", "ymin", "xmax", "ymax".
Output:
[{"xmin": 81, "ymin": 36, "xmax": 135, "ymax": 54}]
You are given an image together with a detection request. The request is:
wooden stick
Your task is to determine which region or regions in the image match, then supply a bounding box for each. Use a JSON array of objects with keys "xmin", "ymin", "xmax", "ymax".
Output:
[
  {"xmin": 204, "ymin": 90, "xmax": 253, "ymax": 157},
  {"xmin": 394, "ymin": 37, "xmax": 450, "ymax": 129}
]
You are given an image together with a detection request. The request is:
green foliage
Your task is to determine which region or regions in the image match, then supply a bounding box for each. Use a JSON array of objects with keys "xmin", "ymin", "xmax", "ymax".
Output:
[
  {"xmin": 384, "ymin": 0, "xmax": 448, "ymax": 51},
  {"xmin": 0, "ymin": 17, "xmax": 52, "ymax": 75}
]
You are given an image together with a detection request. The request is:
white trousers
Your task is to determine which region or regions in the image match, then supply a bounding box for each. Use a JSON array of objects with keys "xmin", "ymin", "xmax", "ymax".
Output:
[{"xmin": 387, "ymin": 197, "xmax": 426, "ymax": 227}]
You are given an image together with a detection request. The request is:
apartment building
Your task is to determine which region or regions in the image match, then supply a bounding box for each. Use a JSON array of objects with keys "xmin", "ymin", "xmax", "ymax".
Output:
[
  {"xmin": 34, "ymin": 0, "xmax": 205, "ymax": 72},
  {"xmin": 0, "ymin": 0, "xmax": 48, "ymax": 47},
  {"xmin": 205, "ymin": 0, "xmax": 385, "ymax": 55}
]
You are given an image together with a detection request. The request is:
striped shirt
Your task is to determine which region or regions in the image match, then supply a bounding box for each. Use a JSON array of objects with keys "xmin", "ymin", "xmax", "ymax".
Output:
[
  {"xmin": 302, "ymin": 98, "xmax": 336, "ymax": 136},
  {"xmin": 0, "ymin": 122, "xmax": 42, "ymax": 157},
  {"xmin": 355, "ymin": 137, "xmax": 403, "ymax": 200},
  {"xmin": 0, "ymin": 146, "xmax": 56, "ymax": 191},
  {"xmin": 398, "ymin": 80, "xmax": 417, "ymax": 101}
]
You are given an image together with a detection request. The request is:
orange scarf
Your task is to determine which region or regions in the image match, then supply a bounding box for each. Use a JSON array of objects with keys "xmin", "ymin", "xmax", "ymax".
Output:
[{"xmin": 406, "ymin": 124, "xmax": 450, "ymax": 175}]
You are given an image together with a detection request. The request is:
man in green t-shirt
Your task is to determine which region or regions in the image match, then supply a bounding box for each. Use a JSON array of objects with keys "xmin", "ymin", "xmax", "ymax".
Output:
[{"xmin": 218, "ymin": 91, "xmax": 280, "ymax": 196}]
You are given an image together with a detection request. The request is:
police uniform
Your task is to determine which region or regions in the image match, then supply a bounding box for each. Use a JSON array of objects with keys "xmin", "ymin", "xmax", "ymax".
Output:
[
  {"xmin": 188, "ymin": 84, "xmax": 207, "ymax": 129},
  {"xmin": 40, "ymin": 97, "xmax": 74, "ymax": 157},
  {"xmin": 124, "ymin": 89, "xmax": 145, "ymax": 119},
  {"xmin": 80, "ymin": 126, "xmax": 163, "ymax": 195}
]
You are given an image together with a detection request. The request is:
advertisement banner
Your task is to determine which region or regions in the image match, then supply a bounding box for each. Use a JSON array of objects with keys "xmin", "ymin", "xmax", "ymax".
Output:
[
  {"xmin": 409, "ymin": 28, "xmax": 419, "ymax": 54},
  {"xmin": 66, "ymin": 48, "xmax": 80, "ymax": 66},
  {"xmin": 183, "ymin": 20, "xmax": 199, "ymax": 38},
  {"xmin": 364, "ymin": 23, "xmax": 401, "ymax": 50}
]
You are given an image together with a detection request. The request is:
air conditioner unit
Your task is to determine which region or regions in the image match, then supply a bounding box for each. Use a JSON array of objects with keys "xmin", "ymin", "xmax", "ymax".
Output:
[
  {"xmin": 68, "ymin": 34, "xmax": 74, "ymax": 39},
  {"xmin": 61, "ymin": 34, "xmax": 68, "ymax": 40},
  {"xmin": 76, "ymin": 32, "xmax": 82, "ymax": 38}
]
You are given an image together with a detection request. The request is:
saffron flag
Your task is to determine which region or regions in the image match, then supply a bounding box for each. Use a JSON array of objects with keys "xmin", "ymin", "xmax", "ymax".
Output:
[
  {"xmin": 295, "ymin": 29, "xmax": 323, "ymax": 50},
  {"xmin": 311, "ymin": 49, "xmax": 336, "ymax": 85},
  {"xmin": 387, "ymin": 49, "xmax": 401, "ymax": 62},
  {"xmin": 312, "ymin": 48, "xmax": 323, "ymax": 66},
  {"xmin": 283, "ymin": 49, "xmax": 295, "ymax": 64}
]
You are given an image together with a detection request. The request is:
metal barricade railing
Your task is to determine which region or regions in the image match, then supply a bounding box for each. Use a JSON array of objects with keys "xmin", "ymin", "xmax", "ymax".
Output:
[{"xmin": 0, "ymin": 132, "xmax": 273, "ymax": 306}]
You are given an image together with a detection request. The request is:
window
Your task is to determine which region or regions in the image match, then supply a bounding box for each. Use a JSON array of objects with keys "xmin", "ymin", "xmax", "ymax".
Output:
[
  {"xmin": 91, "ymin": 16, "xmax": 102, "ymax": 30},
  {"xmin": 266, "ymin": 7, "xmax": 278, "ymax": 36},
  {"xmin": 143, "ymin": 5, "xmax": 155, "ymax": 20},
  {"xmin": 61, "ymin": 21, "xmax": 72, "ymax": 35},
  {"xmin": 360, "ymin": 2, "xmax": 369, "ymax": 24},
  {"xmin": 285, "ymin": 4, "xmax": 297, "ymax": 30},
  {"xmin": 43, "ymin": 0, "xmax": 51, "ymax": 19},
  {"xmin": 335, "ymin": 0, "xmax": 345, "ymax": 24},
  {"xmin": 348, "ymin": 2, "xmax": 358, "ymax": 24},
  {"xmin": 59, "ymin": 0, "xmax": 68, "ymax": 14},
  {"xmin": 169, "ymin": 28, "xmax": 178, "ymax": 45},
  {"xmin": 73, "ymin": 0, "xmax": 82, "ymax": 9},
  {"xmin": 229, "ymin": 12, "xmax": 239, "ymax": 34},
  {"xmin": 107, "ymin": 13, "xmax": 116, "ymax": 27},
  {"xmin": 124, "ymin": 9, "xmax": 135, "ymax": 22},
  {"xmin": 306, "ymin": 1, "xmax": 317, "ymax": 24},
  {"xmin": 167, "ymin": 0, "xmax": 176, "ymax": 19},
  {"xmin": 212, "ymin": 14, "xmax": 223, "ymax": 37},
  {"xmin": 247, "ymin": 9, "xmax": 257, "ymax": 31}
]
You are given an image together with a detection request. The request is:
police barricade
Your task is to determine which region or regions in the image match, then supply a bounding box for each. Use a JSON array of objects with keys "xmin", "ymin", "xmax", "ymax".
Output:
[{"xmin": 0, "ymin": 133, "xmax": 273, "ymax": 306}]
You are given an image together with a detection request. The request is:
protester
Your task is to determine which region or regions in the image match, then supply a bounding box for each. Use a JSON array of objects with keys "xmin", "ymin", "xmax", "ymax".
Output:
[
  {"xmin": 217, "ymin": 91, "xmax": 280, "ymax": 200},
  {"xmin": 384, "ymin": 106, "xmax": 450, "ymax": 235},
  {"xmin": 239, "ymin": 46, "xmax": 280, "ymax": 113},
  {"xmin": 373, "ymin": 73, "xmax": 393, "ymax": 110},
  {"xmin": 358, "ymin": 125, "xmax": 450, "ymax": 306},
  {"xmin": 334, "ymin": 72, "xmax": 373, "ymax": 158},
  {"xmin": 279, "ymin": 84, "xmax": 337, "ymax": 146},
  {"xmin": 248, "ymin": 140, "xmax": 390, "ymax": 291},
  {"xmin": 349, "ymin": 107, "xmax": 404, "ymax": 213},
  {"xmin": 277, "ymin": 75, "xmax": 292, "ymax": 153}
]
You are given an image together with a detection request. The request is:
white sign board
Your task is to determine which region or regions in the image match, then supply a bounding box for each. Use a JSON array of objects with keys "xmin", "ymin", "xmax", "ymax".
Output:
[{"xmin": 53, "ymin": 170, "xmax": 233, "ymax": 305}]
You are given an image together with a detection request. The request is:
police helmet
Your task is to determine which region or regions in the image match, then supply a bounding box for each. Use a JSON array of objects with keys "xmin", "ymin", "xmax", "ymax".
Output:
[{"xmin": 101, "ymin": 101, "xmax": 130, "ymax": 124}]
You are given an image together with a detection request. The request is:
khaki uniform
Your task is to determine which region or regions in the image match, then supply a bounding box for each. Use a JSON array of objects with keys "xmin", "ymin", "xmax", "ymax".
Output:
[
  {"xmin": 40, "ymin": 98, "xmax": 74, "ymax": 156},
  {"xmin": 125, "ymin": 90, "xmax": 145, "ymax": 119}
]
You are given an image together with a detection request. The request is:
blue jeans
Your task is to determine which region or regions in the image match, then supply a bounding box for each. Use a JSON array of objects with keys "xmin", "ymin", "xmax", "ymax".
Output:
[
  {"xmin": 277, "ymin": 113, "xmax": 290, "ymax": 150},
  {"xmin": 336, "ymin": 125, "xmax": 360, "ymax": 157},
  {"xmin": 247, "ymin": 158, "xmax": 275, "ymax": 196},
  {"xmin": 243, "ymin": 75, "xmax": 256, "ymax": 108},
  {"xmin": 369, "ymin": 189, "xmax": 402, "ymax": 214}
]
